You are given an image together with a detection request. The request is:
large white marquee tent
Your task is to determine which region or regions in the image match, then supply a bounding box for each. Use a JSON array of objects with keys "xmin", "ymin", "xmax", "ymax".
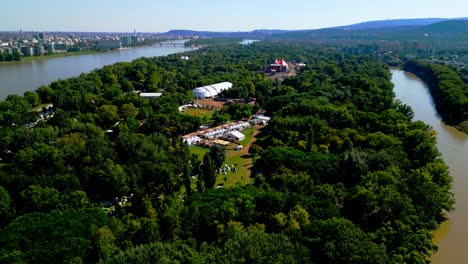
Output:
[{"xmin": 192, "ymin": 82, "xmax": 233, "ymax": 99}]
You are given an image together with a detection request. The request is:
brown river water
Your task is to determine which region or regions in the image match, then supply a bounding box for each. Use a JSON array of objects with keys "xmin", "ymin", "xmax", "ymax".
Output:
[{"xmin": 391, "ymin": 69, "xmax": 468, "ymax": 263}]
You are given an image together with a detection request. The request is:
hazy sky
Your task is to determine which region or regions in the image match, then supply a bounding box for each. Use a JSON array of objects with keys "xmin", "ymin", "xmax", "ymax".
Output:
[{"xmin": 2, "ymin": 0, "xmax": 467, "ymax": 32}]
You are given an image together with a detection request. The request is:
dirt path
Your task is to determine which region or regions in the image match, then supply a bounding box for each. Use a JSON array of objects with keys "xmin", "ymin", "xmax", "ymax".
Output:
[{"xmin": 194, "ymin": 98, "xmax": 224, "ymax": 108}]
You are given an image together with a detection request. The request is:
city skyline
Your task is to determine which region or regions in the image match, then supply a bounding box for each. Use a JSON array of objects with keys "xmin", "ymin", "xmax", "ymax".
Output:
[{"xmin": 2, "ymin": 0, "xmax": 468, "ymax": 32}]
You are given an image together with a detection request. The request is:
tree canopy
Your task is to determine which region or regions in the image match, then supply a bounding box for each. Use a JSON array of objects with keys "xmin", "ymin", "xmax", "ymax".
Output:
[{"xmin": 0, "ymin": 41, "xmax": 453, "ymax": 263}]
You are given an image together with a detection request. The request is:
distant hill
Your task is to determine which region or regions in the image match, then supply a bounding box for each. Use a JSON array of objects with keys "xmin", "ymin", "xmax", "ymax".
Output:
[
  {"xmin": 337, "ymin": 18, "xmax": 448, "ymax": 30},
  {"xmin": 413, "ymin": 20, "xmax": 468, "ymax": 33},
  {"xmin": 162, "ymin": 18, "xmax": 468, "ymax": 47},
  {"xmin": 268, "ymin": 19, "xmax": 468, "ymax": 46},
  {"xmin": 165, "ymin": 29, "xmax": 288, "ymax": 38}
]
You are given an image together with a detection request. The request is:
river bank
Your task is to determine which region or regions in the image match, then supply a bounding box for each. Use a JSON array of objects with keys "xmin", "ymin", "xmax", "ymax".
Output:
[
  {"xmin": 455, "ymin": 121, "xmax": 468, "ymax": 134},
  {"xmin": 0, "ymin": 50, "xmax": 125, "ymax": 65},
  {"xmin": 0, "ymin": 39, "xmax": 190, "ymax": 65},
  {"xmin": 0, "ymin": 45, "xmax": 161, "ymax": 65},
  {"xmin": 401, "ymin": 61, "xmax": 468, "ymax": 135},
  {"xmin": 0, "ymin": 45, "xmax": 193, "ymax": 100},
  {"xmin": 391, "ymin": 69, "xmax": 468, "ymax": 264},
  {"xmin": 21, "ymin": 51, "xmax": 100, "ymax": 61}
]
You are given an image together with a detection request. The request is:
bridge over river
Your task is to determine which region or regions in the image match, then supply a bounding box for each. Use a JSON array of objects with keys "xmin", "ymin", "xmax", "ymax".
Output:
[{"xmin": 158, "ymin": 42, "xmax": 186, "ymax": 47}]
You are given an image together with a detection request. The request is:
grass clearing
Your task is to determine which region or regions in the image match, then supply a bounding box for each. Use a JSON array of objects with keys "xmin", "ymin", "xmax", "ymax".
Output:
[
  {"xmin": 189, "ymin": 145, "xmax": 209, "ymax": 161},
  {"xmin": 182, "ymin": 108, "xmax": 215, "ymax": 120},
  {"xmin": 217, "ymin": 152, "xmax": 253, "ymax": 186},
  {"xmin": 239, "ymin": 127, "xmax": 256, "ymax": 148},
  {"xmin": 189, "ymin": 126, "xmax": 258, "ymax": 188}
]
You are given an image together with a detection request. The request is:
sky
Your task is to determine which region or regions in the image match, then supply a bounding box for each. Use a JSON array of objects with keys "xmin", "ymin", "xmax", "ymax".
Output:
[{"xmin": 1, "ymin": 0, "xmax": 467, "ymax": 32}]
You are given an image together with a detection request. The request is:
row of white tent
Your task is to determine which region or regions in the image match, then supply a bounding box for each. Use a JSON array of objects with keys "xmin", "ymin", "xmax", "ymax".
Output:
[
  {"xmin": 204, "ymin": 122, "xmax": 249, "ymax": 139},
  {"xmin": 178, "ymin": 103, "xmax": 206, "ymax": 112},
  {"xmin": 192, "ymin": 82, "xmax": 233, "ymax": 98},
  {"xmin": 204, "ymin": 126, "xmax": 249, "ymax": 139},
  {"xmin": 182, "ymin": 121, "xmax": 250, "ymax": 145}
]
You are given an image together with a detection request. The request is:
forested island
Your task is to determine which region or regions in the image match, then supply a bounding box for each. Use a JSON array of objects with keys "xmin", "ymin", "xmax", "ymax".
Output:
[
  {"xmin": 403, "ymin": 60, "xmax": 468, "ymax": 133},
  {"xmin": 0, "ymin": 42, "xmax": 453, "ymax": 263},
  {"xmin": 184, "ymin": 38, "xmax": 243, "ymax": 47}
]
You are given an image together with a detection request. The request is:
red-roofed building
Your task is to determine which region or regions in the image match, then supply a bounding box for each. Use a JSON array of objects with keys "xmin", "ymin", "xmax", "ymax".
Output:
[{"xmin": 265, "ymin": 59, "xmax": 289, "ymax": 74}]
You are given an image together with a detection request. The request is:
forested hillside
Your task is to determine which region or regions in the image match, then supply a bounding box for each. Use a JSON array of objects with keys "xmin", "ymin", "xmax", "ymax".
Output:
[{"xmin": 0, "ymin": 42, "xmax": 453, "ymax": 263}]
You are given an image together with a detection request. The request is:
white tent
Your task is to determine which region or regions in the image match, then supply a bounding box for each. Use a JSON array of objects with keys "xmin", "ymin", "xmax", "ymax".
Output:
[
  {"xmin": 140, "ymin": 92, "xmax": 162, "ymax": 98},
  {"xmin": 224, "ymin": 130, "xmax": 245, "ymax": 141},
  {"xmin": 192, "ymin": 82, "xmax": 233, "ymax": 99}
]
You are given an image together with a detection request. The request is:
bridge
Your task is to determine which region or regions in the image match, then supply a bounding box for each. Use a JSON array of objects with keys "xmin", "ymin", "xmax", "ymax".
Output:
[{"xmin": 158, "ymin": 42, "xmax": 186, "ymax": 47}]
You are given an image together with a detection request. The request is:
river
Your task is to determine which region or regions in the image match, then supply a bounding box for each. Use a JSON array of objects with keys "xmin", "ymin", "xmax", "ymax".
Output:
[
  {"xmin": 0, "ymin": 43, "xmax": 193, "ymax": 100},
  {"xmin": 391, "ymin": 69, "xmax": 468, "ymax": 263}
]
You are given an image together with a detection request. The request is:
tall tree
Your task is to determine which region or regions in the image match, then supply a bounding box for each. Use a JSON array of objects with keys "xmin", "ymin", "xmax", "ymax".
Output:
[{"xmin": 201, "ymin": 145, "xmax": 226, "ymax": 190}]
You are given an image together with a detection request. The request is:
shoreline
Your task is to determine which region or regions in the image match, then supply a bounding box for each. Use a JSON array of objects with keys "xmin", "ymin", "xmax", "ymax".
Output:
[
  {"xmin": 0, "ymin": 50, "xmax": 100, "ymax": 64},
  {"xmin": 391, "ymin": 65, "xmax": 468, "ymax": 135},
  {"xmin": 0, "ymin": 43, "xmax": 168, "ymax": 65}
]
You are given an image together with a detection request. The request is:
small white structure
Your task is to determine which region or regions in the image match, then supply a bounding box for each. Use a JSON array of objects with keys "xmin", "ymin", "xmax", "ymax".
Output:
[
  {"xmin": 224, "ymin": 130, "xmax": 245, "ymax": 141},
  {"xmin": 182, "ymin": 135, "xmax": 202, "ymax": 146},
  {"xmin": 253, "ymin": 115, "xmax": 271, "ymax": 122},
  {"xmin": 233, "ymin": 145, "xmax": 243, "ymax": 151},
  {"xmin": 192, "ymin": 82, "xmax": 233, "ymax": 99},
  {"xmin": 140, "ymin": 92, "xmax": 162, "ymax": 99}
]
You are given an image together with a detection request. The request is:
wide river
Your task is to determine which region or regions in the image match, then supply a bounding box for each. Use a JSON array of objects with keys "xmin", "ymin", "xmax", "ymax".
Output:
[
  {"xmin": 391, "ymin": 69, "xmax": 468, "ymax": 263},
  {"xmin": 0, "ymin": 43, "xmax": 193, "ymax": 100}
]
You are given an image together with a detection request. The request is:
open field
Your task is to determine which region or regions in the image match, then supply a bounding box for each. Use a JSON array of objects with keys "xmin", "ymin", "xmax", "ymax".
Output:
[
  {"xmin": 193, "ymin": 98, "xmax": 225, "ymax": 108},
  {"xmin": 182, "ymin": 108, "xmax": 215, "ymax": 120},
  {"xmin": 188, "ymin": 125, "xmax": 259, "ymax": 187}
]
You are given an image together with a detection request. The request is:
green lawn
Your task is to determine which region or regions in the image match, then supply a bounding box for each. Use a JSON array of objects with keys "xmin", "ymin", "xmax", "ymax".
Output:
[
  {"xmin": 188, "ymin": 126, "xmax": 257, "ymax": 188},
  {"xmin": 189, "ymin": 145, "xmax": 209, "ymax": 162},
  {"xmin": 182, "ymin": 108, "xmax": 215, "ymax": 120},
  {"xmin": 238, "ymin": 127, "xmax": 255, "ymax": 147},
  {"xmin": 217, "ymin": 152, "xmax": 253, "ymax": 187}
]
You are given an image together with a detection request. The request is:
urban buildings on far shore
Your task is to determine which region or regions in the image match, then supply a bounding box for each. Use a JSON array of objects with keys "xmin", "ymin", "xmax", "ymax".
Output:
[{"xmin": 0, "ymin": 31, "xmax": 181, "ymax": 57}]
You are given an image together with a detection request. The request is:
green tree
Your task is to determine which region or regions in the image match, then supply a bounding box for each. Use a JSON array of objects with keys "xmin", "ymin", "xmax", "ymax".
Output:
[
  {"xmin": 0, "ymin": 208, "xmax": 108, "ymax": 263},
  {"xmin": 303, "ymin": 218, "xmax": 388, "ymax": 264},
  {"xmin": 218, "ymin": 222, "xmax": 310, "ymax": 263},
  {"xmin": 0, "ymin": 186, "xmax": 13, "ymax": 226},
  {"xmin": 19, "ymin": 185, "xmax": 62, "ymax": 213},
  {"xmin": 120, "ymin": 103, "xmax": 138, "ymax": 119},
  {"xmin": 95, "ymin": 104, "xmax": 120, "ymax": 128},
  {"xmin": 23, "ymin": 91, "xmax": 41, "ymax": 107},
  {"xmin": 201, "ymin": 145, "xmax": 226, "ymax": 190},
  {"xmin": 85, "ymin": 159, "xmax": 129, "ymax": 200}
]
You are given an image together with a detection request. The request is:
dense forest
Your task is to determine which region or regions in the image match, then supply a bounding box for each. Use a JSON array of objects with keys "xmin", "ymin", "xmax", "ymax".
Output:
[
  {"xmin": 0, "ymin": 42, "xmax": 453, "ymax": 263},
  {"xmin": 184, "ymin": 38, "xmax": 243, "ymax": 47},
  {"xmin": 403, "ymin": 60, "xmax": 468, "ymax": 125}
]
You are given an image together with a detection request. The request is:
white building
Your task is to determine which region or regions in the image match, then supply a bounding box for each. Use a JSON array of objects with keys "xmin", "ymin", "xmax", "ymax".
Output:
[
  {"xmin": 97, "ymin": 40, "xmax": 122, "ymax": 50},
  {"xmin": 223, "ymin": 130, "xmax": 245, "ymax": 141},
  {"xmin": 192, "ymin": 82, "xmax": 233, "ymax": 99},
  {"xmin": 182, "ymin": 136, "xmax": 202, "ymax": 146},
  {"xmin": 140, "ymin": 92, "xmax": 162, "ymax": 99}
]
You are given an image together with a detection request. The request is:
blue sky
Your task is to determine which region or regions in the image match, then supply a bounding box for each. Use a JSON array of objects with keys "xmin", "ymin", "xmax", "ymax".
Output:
[{"xmin": 2, "ymin": 0, "xmax": 467, "ymax": 32}]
